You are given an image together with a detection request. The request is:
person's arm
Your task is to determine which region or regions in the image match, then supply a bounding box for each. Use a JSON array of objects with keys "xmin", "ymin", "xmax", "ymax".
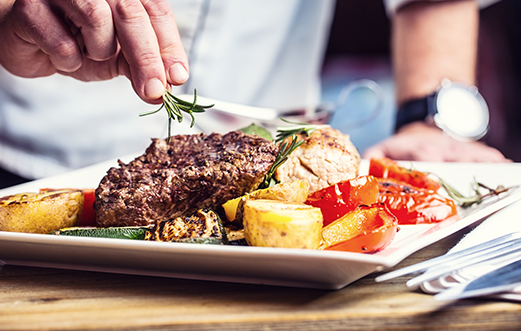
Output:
[
  {"xmin": 363, "ymin": 0, "xmax": 509, "ymax": 162},
  {"xmin": 0, "ymin": 0, "xmax": 188, "ymax": 104}
]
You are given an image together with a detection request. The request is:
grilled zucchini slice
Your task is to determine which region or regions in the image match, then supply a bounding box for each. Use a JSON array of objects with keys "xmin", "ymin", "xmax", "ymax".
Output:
[
  {"xmin": 53, "ymin": 226, "xmax": 149, "ymax": 240},
  {"xmin": 145, "ymin": 209, "xmax": 228, "ymax": 245}
]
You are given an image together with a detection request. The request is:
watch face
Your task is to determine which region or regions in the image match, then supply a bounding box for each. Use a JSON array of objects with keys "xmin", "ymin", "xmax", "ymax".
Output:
[{"xmin": 434, "ymin": 82, "xmax": 489, "ymax": 141}]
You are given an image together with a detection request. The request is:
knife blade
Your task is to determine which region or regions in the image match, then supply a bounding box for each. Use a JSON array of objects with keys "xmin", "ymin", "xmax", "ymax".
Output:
[
  {"xmin": 434, "ymin": 258, "xmax": 521, "ymax": 301},
  {"xmin": 176, "ymin": 94, "xmax": 280, "ymax": 121}
]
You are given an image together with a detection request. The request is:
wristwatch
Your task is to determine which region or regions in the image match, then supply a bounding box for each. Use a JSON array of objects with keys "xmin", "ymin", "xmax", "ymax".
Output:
[{"xmin": 395, "ymin": 79, "xmax": 489, "ymax": 141}]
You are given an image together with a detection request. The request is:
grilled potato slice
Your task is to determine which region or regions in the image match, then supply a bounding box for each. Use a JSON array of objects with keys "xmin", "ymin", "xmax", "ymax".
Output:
[
  {"xmin": 243, "ymin": 199, "xmax": 323, "ymax": 249},
  {"xmin": 0, "ymin": 190, "xmax": 83, "ymax": 234},
  {"xmin": 222, "ymin": 180, "xmax": 310, "ymax": 226}
]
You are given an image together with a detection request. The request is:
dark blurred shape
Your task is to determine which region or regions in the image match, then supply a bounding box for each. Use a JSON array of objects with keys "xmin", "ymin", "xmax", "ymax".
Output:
[
  {"xmin": 478, "ymin": 0, "xmax": 521, "ymax": 161},
  {"xmin": 0, "ymin": 167, "xmax": 29, "ymax": 189},
  {"xmin": 325, "ymin": 0, "xmax": 390, "ymax": 56}
]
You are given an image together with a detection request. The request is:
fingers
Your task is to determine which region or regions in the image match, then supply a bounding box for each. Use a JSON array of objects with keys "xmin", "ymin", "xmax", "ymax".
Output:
[
  {"xmin": 58, "ymin": 0, "xmax": 117, "ymax": 61},
  {"xmin": 0, "ymin": 0, "xmax": 118, "ymax": 77},
  {"xmin": 5, "ymin": 0, "xmax": 83, "ymax": 75},
  {"xmin": 363, "ymin": 123, "xmax": 511, "ymax": 163},
  {"xmin": 1, "ymin": 0, "xmax": 188, "ymax": 103},
  {"xmin": 361, "ymin": 146, "xmax": 386, "ymax": 160},
  {"xmin": 142, "ymin": 0, "xmax": 189, "ymax": 86},
  {"xmin": 107, "ymin": 0, "xmax": 189, "ymax": 102}
]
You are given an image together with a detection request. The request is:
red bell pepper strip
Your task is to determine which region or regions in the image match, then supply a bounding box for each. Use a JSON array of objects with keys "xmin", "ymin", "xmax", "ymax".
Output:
[
  {"xmin": 322, "ymin": 203, "xmax": 398, "ymax": 253},
  {"xmin": 305, "ymin": 175, "xmax": 379, "ymax": 227},
  {"xmin": 369, "ymin": 157, "xmax": 441, "ymax": 192},
  {"xmin": 377, "ymin": 177, "xmax": 458, "ymax": 225}
]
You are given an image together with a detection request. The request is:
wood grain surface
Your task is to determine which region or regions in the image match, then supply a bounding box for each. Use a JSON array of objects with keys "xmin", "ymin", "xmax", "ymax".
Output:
[{"xmin": 1, "ymin": 225, "xmax": 521, "ymax": 331}]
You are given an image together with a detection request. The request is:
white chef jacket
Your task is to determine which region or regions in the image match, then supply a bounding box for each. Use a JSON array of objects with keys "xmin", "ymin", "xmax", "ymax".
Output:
[{"xmin": 0, "ymin": 0, "xmax": 498, "ymax": 179}]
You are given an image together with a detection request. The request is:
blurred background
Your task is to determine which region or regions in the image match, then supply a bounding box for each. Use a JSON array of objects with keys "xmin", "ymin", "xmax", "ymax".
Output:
[{"xmin": 321, "ymin": 0, "xmax": 521, "ymax": 161}]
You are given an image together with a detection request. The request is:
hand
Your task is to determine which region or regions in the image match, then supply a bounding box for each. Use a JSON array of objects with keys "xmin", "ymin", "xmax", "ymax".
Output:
[
  {"xmin": 362, "ymin": 122, "xmax": 511, "ymax": 162},
  {"xmin": 0, "ymin": 0, "xmax": 188, "ymax": 103}
]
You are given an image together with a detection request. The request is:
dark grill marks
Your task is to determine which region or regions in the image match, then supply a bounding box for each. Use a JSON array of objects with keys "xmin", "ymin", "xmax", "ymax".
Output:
[{"xmin": 94, "ymin": 131, "xmax": 278, "ymax": 227}]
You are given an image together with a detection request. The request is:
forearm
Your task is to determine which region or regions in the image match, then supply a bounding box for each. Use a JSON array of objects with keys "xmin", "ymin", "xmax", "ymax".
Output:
[{"xmin": 392, "ymin": 0, "xmax": 479, "ymax": 105}]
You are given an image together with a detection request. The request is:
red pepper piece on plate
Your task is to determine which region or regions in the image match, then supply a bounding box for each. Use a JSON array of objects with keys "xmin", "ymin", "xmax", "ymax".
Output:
[
  {"xmin": 369, "ymin": 157, "xmax": 440, "ymax": 192},
  {"xmin": 322, "ymin": 203, "xmax": 398, "ymax": 253},
  {"xmin": 377, "ymin": 177, "xmax": 458, "ymax": 225},
  {"xmin": 305, "ymin": 175, "xmax": 379, "ymax": 227}
]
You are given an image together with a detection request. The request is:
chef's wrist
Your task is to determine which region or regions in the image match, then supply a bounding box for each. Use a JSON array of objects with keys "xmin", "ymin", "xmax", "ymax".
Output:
[{"xmin": 394, "ymin": 93, "xmax": 435, "ymax": 133}]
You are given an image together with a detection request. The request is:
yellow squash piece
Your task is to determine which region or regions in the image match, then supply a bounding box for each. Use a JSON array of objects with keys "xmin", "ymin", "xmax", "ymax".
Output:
[
  {"xmin": 243, "ymin": 199, "xmax": 323, "ymax": 249},
  {"xmin": 0, "ymin": 190, "xmax": 83, "ymax": 234},
  {"xmin": 222, "ymin": 180, "xmax": 310, "ymax": 223}
]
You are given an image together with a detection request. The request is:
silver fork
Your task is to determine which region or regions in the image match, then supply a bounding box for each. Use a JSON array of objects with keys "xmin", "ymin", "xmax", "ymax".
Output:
[{"xmin": 375, "ymin": 232, "xmax": 521, "ymax": 285}]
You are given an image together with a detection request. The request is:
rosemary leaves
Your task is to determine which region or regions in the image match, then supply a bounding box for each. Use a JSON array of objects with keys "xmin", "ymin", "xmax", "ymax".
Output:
[
  {"xmin": 439, "ymin": 177, "xmax": 518, "ymax": 208},
  {"xmin": 140, "ymin": 89, "xmax": 213, "ymax": 141},
  {"xmin": 259, "ymin": 135, "xmax": 304, "ymax": 189},
  {"xmin": 274, "ymin": 118, "xmax": 329, "ymax": 143}
]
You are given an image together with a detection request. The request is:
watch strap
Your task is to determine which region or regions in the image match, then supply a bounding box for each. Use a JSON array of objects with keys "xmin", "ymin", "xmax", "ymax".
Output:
[{"xmin": 394, "ymin": 92, "xmax": 436, "ymax": 133}]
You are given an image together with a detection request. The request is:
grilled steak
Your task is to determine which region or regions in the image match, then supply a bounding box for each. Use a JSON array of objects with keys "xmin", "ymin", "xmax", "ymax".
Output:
[{"xmin": 94, "ymin": 131, "xmax": 278, "ymax": 227}]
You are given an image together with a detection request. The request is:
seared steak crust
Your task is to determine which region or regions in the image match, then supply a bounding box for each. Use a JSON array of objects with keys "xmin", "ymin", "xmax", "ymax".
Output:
[{"xmin": 94, "ymin": 131, "xmax": 278, "ymax": 227}]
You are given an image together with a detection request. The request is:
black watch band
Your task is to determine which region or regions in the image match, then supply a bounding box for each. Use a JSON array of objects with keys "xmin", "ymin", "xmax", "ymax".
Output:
[{"xmin": 394, "ymin": 93, "xmax": 436, "ymax": 133}]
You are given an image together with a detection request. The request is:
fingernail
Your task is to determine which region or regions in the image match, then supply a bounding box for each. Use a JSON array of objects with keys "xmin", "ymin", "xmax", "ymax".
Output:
[
  {"xmin": 144, "ymin": 78, "xmax": 165, "ymax": 99},
  {"xmin": 169, "ymin": 63, "xmax": 189, "ymax": 85}
]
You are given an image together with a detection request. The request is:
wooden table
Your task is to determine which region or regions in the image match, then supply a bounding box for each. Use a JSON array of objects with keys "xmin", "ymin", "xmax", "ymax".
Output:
[{"xmin": 1, "ymin": 225, "xmax": 521, "ymax": 331}]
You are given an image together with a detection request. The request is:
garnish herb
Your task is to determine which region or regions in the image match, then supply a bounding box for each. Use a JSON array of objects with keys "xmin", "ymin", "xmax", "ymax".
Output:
[
  {"xmin": 239, "ymin": 123, "xmax": 273, "ymax": 141},
  {"xmin": 259, "ymin": 135, "xmax": 304, "ymax": 189},
  {"xmin": 140, "ymin": 89, "xmax": 214, "ymax": 141},
  {"xmin": 260, "ymin": 119, "xmax": 329, "ymax": 189},
  {"xmin": 274, "ymin": 118, "xmax": 329, "ymax": 143},
  {"xmin": 438, "ymin": 177, "xmax": 518, "ymax": 208}
]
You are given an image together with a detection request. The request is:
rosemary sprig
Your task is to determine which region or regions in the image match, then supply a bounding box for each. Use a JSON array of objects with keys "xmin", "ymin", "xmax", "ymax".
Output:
[
  {"xmin": 259, "ymin": 119, "xmax": 329, "ymax": 188},
  {"xmin": 259, "ymin": 135, "xmax": 304, "ymax": 189},
  {"xmin": 139, "ymin": 88, "xmax": 213, "ymax": 141},
  {"xmin": 275, "ymin": 118, "xmax": 329, "ymax": 143},
  {"xmin": 438, "ymin": 177, "xmax": 518, "ymax": 208}
]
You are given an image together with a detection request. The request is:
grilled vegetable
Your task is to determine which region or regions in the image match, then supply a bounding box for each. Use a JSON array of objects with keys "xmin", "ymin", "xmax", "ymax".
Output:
[
  {"xmin": 40, "ymin": 188, "xmax": 96, "ymax": 226},
  {"xmin": 53, "ymin": 226, "xmax": 149, "ymax": 240},
  {"xmin": 222, "ymin": 180, "xmax": 310, "ymax": 227},
  {"xmin": 321, "ymin": 203, "xmax": 398, "ymax": 253},
  {"xmin": 144, "ymin": 209, "xmax": 228, "ymax": 245},
  {"xmin": 243, "ymin": 199, "xmax": 323, "ymax": 249},
  {"xmin": 369, "ymin": 157, "xmax": 440, "ymax": 192},
  {"xmin": 305, "ymin": 175, "xmax": 379, "ymax": 227},
  {"xmin": 0, "ymin": 190, "xmax": 83, "ymax": 234},
  {"xmin": 377, "ymin": 177, "xmax": 458, "ymax": 225}
]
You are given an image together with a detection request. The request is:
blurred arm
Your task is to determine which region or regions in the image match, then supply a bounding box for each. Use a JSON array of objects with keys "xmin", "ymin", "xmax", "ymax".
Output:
[
  {"xmin": 362, "ymin": 0, "xmax": 509, "ymax": 162},
  {"xmin": 393, "ymin": 0, "xmax": 478, "ymax": 106}
]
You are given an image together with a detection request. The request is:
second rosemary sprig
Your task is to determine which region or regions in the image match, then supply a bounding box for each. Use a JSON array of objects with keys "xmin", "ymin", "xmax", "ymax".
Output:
[
  {"xmin": 438, "ymin": 177, "xmax": 518, "ymax": 208},
  {"xmin": 260, "ymin": 119, "xmax": 328, "ymax": 189}
]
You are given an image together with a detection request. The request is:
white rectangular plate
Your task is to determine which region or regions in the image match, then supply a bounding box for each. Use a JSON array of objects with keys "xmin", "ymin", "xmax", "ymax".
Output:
[{"xmin": 1, "ymin": 159, "xmax": 520, "ymax": 289}]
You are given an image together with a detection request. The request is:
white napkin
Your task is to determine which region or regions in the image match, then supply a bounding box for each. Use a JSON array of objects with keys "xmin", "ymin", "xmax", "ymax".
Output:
[{"xmin": 421, "ymin": 198, "xmax": 521, "ymax": 301}]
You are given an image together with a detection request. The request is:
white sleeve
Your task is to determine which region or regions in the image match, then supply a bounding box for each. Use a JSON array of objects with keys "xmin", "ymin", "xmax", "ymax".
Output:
[{"xmin": 383, "ymin": 0, "xmax": 501, "ymax": 17}]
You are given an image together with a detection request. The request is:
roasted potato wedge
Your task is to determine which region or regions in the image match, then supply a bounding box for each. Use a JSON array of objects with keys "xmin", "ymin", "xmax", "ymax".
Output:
[
  {"xmin": 243, "ymin": 199, "xmax": 323, "ymax": 249},
  {"xmin": 0, "ymin": 190, "xmax": 83, "ymax": 234},
  {"xmin": 222, "ymin": 180, "xmax": 310, "ymax": 225}
]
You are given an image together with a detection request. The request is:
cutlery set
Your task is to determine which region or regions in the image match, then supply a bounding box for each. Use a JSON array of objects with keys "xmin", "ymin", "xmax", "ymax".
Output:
[{"xmin": 376, "ymin": 232, "xmax": 521, "ymax": 301}]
